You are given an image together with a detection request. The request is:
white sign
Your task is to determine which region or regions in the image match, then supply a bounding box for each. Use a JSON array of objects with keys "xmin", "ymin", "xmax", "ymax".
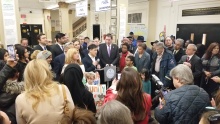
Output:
[
  {"xmin": 95, "ymin": 0, "xmax": 111, "ymax": 12},
  {"xmin": 119, "ymin": 6, "xmax": 127, "ymax": 44},
  {"xmin": 76, "ymin": 0, "xmax": 88, "ymax": 17},
  {"xmin": 1, "ymin": 0, "xmax": 18, "ymax": 45}
]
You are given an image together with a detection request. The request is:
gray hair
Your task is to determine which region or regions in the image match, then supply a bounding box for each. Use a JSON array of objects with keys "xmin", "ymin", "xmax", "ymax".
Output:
[
  {"xmin": 176, "ymin": 38, "xmax": 184, "ymax": 47},
  {"xmin": 155, "ymin": 42, "xmax": 165, "ymax": 49},
  {"xmin": 188, "ymin": 44, "xmax": 197, "ymax": 51},
  {"xmin": 64, "ymin": 42, "xmax": 73, "ymax": 49},
  {"xmin": 170, "ymin": 64, "xmax": 194, "ymax": 85},
  {"xmin": 97, "ymin": 100, "xmax": 133, "ymax": 124}
]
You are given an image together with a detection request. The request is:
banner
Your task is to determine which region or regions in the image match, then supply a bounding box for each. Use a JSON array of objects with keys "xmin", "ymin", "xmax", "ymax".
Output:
[
  {"xmin": 1, "ymin": 0, "xmax": 18, "ymax": 45},
  {"xmin": 95, "ymin": 0, "xmax": 111, "ymax": 12},
  {"xmin": 87, "ymin": 84, "xmax": 106, "ymax": 110},
  {"xmin": 76, "ymin": 0, "xmax": 87, "ymax": 17}
]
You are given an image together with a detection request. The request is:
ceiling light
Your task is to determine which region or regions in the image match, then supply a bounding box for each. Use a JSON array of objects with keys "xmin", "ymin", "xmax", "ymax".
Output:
[{"xmin": 46, "ymin": 4, "xmax": 58, "ymax": 9}]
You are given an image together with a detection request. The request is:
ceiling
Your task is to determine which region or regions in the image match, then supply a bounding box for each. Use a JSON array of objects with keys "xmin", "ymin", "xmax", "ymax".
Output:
[
  {"xmin": 18, "ymin": 0, "xmax": 77, "ymax": 9},
  {"xmin": 18, "ymin": 0, "xmax": 155, "ymax": 10}
]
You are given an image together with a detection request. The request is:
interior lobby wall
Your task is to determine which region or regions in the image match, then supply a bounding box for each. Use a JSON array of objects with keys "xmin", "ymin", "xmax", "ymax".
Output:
[
  {"xmin": 19, "ymin": 8, "xmax": 45, "ymax": 32},
  {"xmin": 150, "ymin": 0, "xmax": 220, "ymax": 42}
]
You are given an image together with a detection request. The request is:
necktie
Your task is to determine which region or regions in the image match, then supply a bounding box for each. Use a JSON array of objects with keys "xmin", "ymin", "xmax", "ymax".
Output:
[
  {"xmin": 174, "ymin": 50, "xmax": 177, "ymax": 54},
  {"xmin": 44, "ymin": 46, "xmax": 47, "ymax": 50},
  {"xmin": 61, "ymin": 45, "xmax": 64, "ymax": 51},
  {"xmin": 108, "ymin": 45, "xmax": 111, "ymax": 57},
  {"xmin": 186, "ymin": 56, "xmax": 190, "ymax": 62}
]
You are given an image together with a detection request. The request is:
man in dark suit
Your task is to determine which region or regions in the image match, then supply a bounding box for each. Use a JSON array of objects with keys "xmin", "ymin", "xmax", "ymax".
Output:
[
  {"xmin": 178, "ymin": 44, "xmax": 202, "ymax": 86},
  {"xmin": 173, "ymin": 38, "xmax": 185, "ymax": 63},
  {"xmin": 50, "ymin": 33, "xmax": 67, "ymax": 59},
  {"xmin": 33, "ymin": 33, "xmax": 51, "ymax": 51},
  {"xmin": 53, "ymin": 42, "xmax": 74, "ymax": 80},
  {"xmin": 82, "ymin": 44, "xmax": 100, "ymax": 72},
  {"xmin": 99, "ymin": 33, "xmax": 119, "ymax": 68}
]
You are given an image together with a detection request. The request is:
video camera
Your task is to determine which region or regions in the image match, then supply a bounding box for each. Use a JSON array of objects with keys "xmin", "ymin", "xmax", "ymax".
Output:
[{"xmin": 151, "ymin": 74, "xmax": 171, "ymax": 108}]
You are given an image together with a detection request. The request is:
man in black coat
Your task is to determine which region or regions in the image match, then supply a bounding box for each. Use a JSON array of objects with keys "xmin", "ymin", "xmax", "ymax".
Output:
[
  {"xmin": 50, "ymin": 33, "xmax": 67, "ymax": 59},
  {"xmin": 99, "ymin": 33, "xmax": 119, "ymax": 68},
  {"xmin": 173, "ymin": 38, "xmax": 185, "ymax": 63},
  {"xmin": 53, "ymin": 42, "xmax": 74, "ymax": 80},
  {"xmin": 33, "ymin": 33, "xmax": 51, "ymax": 51},
  {"xmin": 178, "ymin": 44, "xmax": 203, "ymax": 86},
  {"xmin": 82, "ymin": 44, "xmax": 100, "ymax": 72}
]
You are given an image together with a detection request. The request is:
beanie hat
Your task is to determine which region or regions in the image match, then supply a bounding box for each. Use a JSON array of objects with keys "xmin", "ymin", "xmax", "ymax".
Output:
[{"xmin": 37, "ymin": 50, "xmax": 52, "ymax": 60}]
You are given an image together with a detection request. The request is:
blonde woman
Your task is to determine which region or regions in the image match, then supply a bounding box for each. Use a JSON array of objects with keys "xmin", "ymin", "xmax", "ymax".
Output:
[
  {"xmin": 15, "ymin": 59, "xmax": 74, "ymax": 124},
  {"xmin": 61, "ymin": 48, "xmax": 85, "ymax": 74}
]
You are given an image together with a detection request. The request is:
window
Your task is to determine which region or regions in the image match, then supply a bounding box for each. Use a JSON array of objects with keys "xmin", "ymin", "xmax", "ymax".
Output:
[{"xmin": 128, "ymin": 13, "xmax": 142, "ymax": 23}]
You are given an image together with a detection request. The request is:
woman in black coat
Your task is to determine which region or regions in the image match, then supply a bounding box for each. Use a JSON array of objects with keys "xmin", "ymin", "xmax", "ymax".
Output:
[{"xmin": 63, "ymin": 64, "xmax": 96, "ymax": 113}]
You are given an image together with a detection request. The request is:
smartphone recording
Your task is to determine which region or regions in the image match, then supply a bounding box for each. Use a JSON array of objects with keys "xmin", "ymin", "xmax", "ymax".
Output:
[{"xmin": 7, "ymin": 45, "xmax": 16, "ymax": 60}]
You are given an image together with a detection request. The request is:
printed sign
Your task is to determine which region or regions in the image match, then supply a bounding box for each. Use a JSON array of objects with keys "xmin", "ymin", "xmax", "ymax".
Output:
[
  {"xmin": 1, "ymin": 0, "xmax": 19, "ymax": 45},
  {"xmin": 88, "ymin": 84, "xmax": 106, "ymax": 110},
  {"xmin": 95, "ymin": 0, "xmax": 111, "ymax": 12},
  {"xmin": 76, "ymin": 0, "xmax": 87, "ymax": 17},
  {"xmin": 104, "ymin": 66, "xmax": 116, "ymax": 82}
]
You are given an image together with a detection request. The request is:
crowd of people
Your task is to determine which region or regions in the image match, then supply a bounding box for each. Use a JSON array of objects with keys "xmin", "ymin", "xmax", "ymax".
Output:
[{"xmin": 0, "ymin": 31, "xmax": 220, "ymax": 124}]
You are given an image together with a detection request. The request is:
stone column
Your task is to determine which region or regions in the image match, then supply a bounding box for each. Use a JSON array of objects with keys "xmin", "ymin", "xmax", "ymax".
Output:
[
  {"xmin": 58, "ymin": 2, "xmax": 69, "ymax": 34},
  {"xmin": 68, "ymin": 10, "xmax": 73, "ymax": 41},
  {"xmin": 43, "ymin": 9, "xmax": 52, "ymax": 40}
]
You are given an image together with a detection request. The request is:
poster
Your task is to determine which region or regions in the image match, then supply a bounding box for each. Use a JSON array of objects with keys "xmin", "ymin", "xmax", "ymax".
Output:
[
  {"xmin": 1, "ymin": 0, "xmax": 18, "ymax": 45},
  {"xmin": 76, "ymin": 0, "xmax": 87, "ymax": 17},
  {"xmin": 95, "ymin": 0, "xmax": 111, "ymax": 12},
  {"xmin": 119, "ymin": 6, "xmax": 127, "ymax": 42},
  {"xmin": 87, "ymin": 84, "xmax": 106, "ymax": 110},
  {"xmin": 127, "ymin": 24, "xmax": 148, "ymax": 41}
]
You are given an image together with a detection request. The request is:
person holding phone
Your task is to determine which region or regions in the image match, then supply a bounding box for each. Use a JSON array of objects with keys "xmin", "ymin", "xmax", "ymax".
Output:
[
  {"xmin": 154, "ymin": 64, "xmax": 210, "ymax": 124},
  {"xmin": 104, "ymin": 68, "xmax": 152, "ymax": 124}
]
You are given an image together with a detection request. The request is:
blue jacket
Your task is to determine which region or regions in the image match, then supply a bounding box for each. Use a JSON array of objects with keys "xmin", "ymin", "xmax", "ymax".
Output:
[
  {"xmin": 52, "ymin": 53, "xmax": 65, "ymax": 80},
  {"xmin": 151, "ymin": 50, "xmax": 176, "ymax": 87},
  {"xmin": 155, "ymin": 85, "xmax": 210, "ymax": 124},
  {"xmin": 135, "ymin": 51, "xmax": 150, "ymax": 72}
]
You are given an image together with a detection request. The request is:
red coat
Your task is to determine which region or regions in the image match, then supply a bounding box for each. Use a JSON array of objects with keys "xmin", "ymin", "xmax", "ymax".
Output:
[{"xmin": 104, "ymin": 86, "xmax": 152, "ymax": 124}]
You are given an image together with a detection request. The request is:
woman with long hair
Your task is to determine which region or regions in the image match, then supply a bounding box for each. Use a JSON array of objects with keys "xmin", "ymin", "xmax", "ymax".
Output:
[
  {"xmin": 61, "ymin": 48, "xmax": 85, "ymax": 74},
  {"xmin": 72, "ymin": 40, "xmax": 84, "ymax": 59},
  {"xmin": 104, "ymin": 68, "xmax": 152, "ymax": 124},
  {"xmin": 15, "ymin": 59, "xmax": 74, "ymax": 124},
  {"xmin": 15, "ymin": 45, "xmax": 29, "ymax": 82},
  {"xmin": 63, "ymin": 64, "xmax": 96, "ymax": 113},
  {"xmin": 201, "ymin": 42, "xmax": 220, "ymax": 98}
]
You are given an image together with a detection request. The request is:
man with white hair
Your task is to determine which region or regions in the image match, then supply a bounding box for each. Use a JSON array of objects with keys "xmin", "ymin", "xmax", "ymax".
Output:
[
  {"xmin": 151, "ymin": 42, "xmax": 176, "ymax": 87},
  {"xmin": 155, "ymin": 64, "xmax": 210, "ymax": 124},
  {"xmin": 178, "ymin": 44, "xmax": 202, "ymax": 86},
  {"xmin": 173, "ymin": 38, "xmax": 185, "ymax": 62}
]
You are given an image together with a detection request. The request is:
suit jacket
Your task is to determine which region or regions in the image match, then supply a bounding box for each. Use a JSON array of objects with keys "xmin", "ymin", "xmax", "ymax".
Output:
[
  {"xmin": 135, "ymin": 51, "xmax": 151, "ymax": 72},
  {"xmin": 173, "ymin": 48, "xmax": 185, "ymax": 63},
  {"xmin": 82, "ymin": 55, "xmax": 98, "ymax": 72},
  {"xmin": 50, "ymin": 44, "xmax": 64, "ymax": 59},
  {"xmin": 151, "ymin": 50, "xmax": 176, "ymax": 87},
  {"xmin": 33, "ymin": 45, "xmax": 51, "ymax": 51},
  {"xmin": 133, "ymin": 46, "xmax": 153, "ymax": 60},
  {"xmin": 52, "ymin": 53, "xmax": 65, "ymax": 80},
  {"xmin": 178, "ymin": 54, "xmax": 202, "ymax": 86},
  {"xmin": 99, "ymin": 43, "xmax": 120, "ymax": 68}
]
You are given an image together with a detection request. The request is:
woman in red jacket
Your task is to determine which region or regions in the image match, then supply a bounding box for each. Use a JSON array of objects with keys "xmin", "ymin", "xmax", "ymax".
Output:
[{"xmin": 104, "ymin": 67, "xmax": 152, "ymax": 124}]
